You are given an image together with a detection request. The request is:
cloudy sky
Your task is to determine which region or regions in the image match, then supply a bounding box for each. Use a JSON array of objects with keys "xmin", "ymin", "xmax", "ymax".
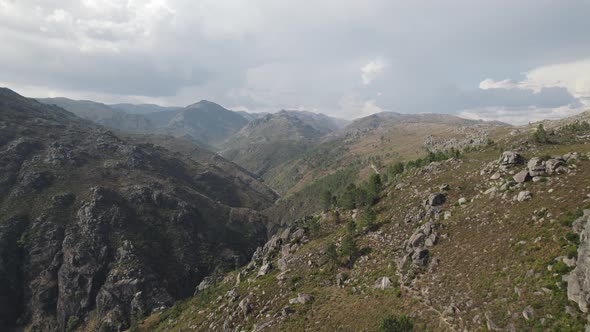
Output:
[{"xmin": 1, "ymin": 0, "xmax": 590, "ymax": 124}]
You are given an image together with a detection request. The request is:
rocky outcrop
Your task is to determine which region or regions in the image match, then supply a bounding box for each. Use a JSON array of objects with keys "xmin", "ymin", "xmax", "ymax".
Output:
[
  {"xmin": 527, "ymin": 157, "xmax": 547, "ymax": 177},
  {"xmin": 567, "ymin": 210, "xmax": 590, "ymax": 315}
]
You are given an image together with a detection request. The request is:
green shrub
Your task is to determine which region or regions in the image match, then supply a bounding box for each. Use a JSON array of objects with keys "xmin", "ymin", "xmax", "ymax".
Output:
[
  {"xmin": 378, "ymin": 314, "xmax": 413, "ymax": 332},
  {"xmin": 388, "ymin": 162, "xmax": 405, "ymax": 178},
  {"xmin": 553, "ymin": 261, "xmax": 573, "ymax": 274},
  {"xmin": 561, "ymin": 120, "xmax": 590, "ymax": 133},
  {"xmin": 67, "ymin": 316, "xmax": 80, "ymax": 332},
  {"xmin": 565, "ymin": 232, "xmax": 580, "ymax": 245}
]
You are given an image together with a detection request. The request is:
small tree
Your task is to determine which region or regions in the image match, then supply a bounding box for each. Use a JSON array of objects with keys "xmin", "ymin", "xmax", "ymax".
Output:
[
  {"xmin": 533, "ymin": 123, "xmax": 549, "ymax": 143},
  {"xmin": 367, "ymin": 173, "xmax": 382, "ymax": 204},
  {"xmin": 359, "ymin": 207, "xmax": 377, "ymax": 230},
  {"xmin": 320, "ymin": 190, "xmax": 333, "ymax": 211},
  {"xmin": 325, "ymin": 241, "xmax": 339, "ymax": 267},
  {"xmin": 388, "ymin": 162, "xmax": 405, "ymax": 177},
  {"xmin": 346, "ymin": 219, "xmax": 356, "ymax": 234},
  {"xmin": 339, "ymin": 184, "xmax": 357, "ymax": 209},
  {"xmin": 340, "ymin": 233, "xmax": 357, "ymax": 259},
  {"xmin": 341, "ymin": 219, "xmax": 358, "ymax": 260}
]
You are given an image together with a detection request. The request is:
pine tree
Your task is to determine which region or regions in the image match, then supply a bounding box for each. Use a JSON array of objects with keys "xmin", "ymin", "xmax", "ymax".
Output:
[
  {"xmin": 533, "ymin": 123, "xmax": 549, "ymax": 143},
  {"xmin": 325, "ymin": 241, "xmax": 339, "ymax": 267}
]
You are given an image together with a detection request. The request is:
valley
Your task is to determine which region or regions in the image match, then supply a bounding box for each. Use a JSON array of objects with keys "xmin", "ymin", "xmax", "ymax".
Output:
[{"xmin": 2, "ymin": 88, "xmax": 590, "ymax": 332}]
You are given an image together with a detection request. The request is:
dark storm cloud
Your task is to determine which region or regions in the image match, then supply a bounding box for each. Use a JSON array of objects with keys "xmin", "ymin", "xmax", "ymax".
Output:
[{"xmin": 0, "ymin": 0, "xmax": 589, "ymax": 122}]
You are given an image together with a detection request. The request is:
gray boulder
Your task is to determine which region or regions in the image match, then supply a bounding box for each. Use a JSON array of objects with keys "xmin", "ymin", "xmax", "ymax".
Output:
[
  {"xmin": 279, "ymin": 228, "xmax": 291, "ymax": 241},
  {"xmin": 412, "ymin": 248, "xmax": 430, "ymax": 266},
  {"xmin": 527, "ymin": 157, "xmax": 547, "ymax": 177},
  {"xmin": 289, "ymin": 293, "xmax": 313, "ymax": 305},
  {"xmin": 374, "ymin": 277, "xmax": 392, "ymax": 290},
  {"xmin": 564, "ymin": 152, "xmax": 579, "ymax": 161},
  {"xmin": 513, "ymin": 170, "xmax": 531, "ymax": 184},
  {"xmin": 290, "ymin": 229, "xmax": 305, "ymax": 242},
  {"xmin": 499, "ymin": 151, "xmax": 524, "ymax": 169},
  {"xmin": 426, "ymin": 192, "xmax": 446, "ymax": 207},
  {"xmin": 194, "ymin": 277, "xmax": 213, "ymax": 295},
  {"xmin": 277, "ymin": 258, "xmax": 288, "ymax": 271},
  {"xmin": 517, "ymin": 191, "xmax": 532, "ymax": 202},
  {"xmin": 257, "ymin": 262, "xmax": 273, "ymax": 277},
  {"xmin": 408, "ymin": 232, "xmax": 425, "ymax": 248},
  {"xmin": 238, "ymin": 297, "xmax": 252, "ymax": 317},
  {"xmin": 546, "ymin": 158, "xmax": 566, "ymax": 174}
]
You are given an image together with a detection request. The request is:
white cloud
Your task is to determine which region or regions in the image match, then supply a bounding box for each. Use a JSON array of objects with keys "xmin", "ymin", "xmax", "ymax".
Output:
[
  {"xmin": 338, "ymin": 93, "xmax": 387, "ymax": 118},
  {"xmin": 523, "ymin": 58, "xmax": 590, "ymax": 103},
  {"xmin": 480, "ymin": 57, "xmax": 590, "ymax": 107},
  {"xmin": 479, "ymin": 78, "xmax": 518, "ymax": 90},
  {"xmin": 471, "ymin": 58, "xmax": 590, "ymax": 123},
  {"xmin": 361, "ymin": 58, "xmax": 387, "ymax": 85},
  {"xmin": 459, "ymin": 105, "xmax": 582, "ymax": 125}
]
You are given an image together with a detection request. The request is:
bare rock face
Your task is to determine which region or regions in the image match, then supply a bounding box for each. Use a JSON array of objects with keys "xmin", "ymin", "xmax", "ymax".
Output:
[{"xmin": 567, "ymin": 210, "xmax": 590, "ymax": 315}]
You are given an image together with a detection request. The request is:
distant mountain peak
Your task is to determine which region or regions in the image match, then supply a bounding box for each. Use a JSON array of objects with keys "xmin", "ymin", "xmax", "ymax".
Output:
[{"xmin": 186, "ymin": 99, "xmax": 223, "ymax": 109}]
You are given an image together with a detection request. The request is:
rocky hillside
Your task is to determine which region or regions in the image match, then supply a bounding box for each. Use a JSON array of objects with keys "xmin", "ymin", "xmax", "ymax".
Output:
[
  {"xmin": 263, "ymin": 112, "xmax": 509, "ymax": 195},
  {"xmin": 0, "ymin": 88, "xmax": 278, "ymax": 331},
  {"xmin": 141, "ymin": 117, "xmax": 590, "ymax": 331},
  {"xmin": 219, "ymin": 111, "xmax": 347, "ymax": 177}
]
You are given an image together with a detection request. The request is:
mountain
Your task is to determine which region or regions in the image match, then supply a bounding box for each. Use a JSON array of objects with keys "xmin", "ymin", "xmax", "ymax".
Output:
[
  {"xmin": 37, "ymin": 97, "xmax": 154, "ymax": 132},
  {"xmin": 37, "ymin": 98, "xmax": 250, "ymax": 148},
  {"xmin": 343, "ymin": 111, "xmax": 508, "ymax": 132},
  {"xmin": 0, "ymin": 88, "xmax": 278, "ymax": 331},
  {"xmin": 220, "ymin": 110, "xmax": 348, "ymax": 177},
  {"xmin": 151, "ymin": 100, "xmax": 249, "ymax": 147},
  {"xmin": 142, "ymin": 112, "xmax": 590, "ymax": 332}
]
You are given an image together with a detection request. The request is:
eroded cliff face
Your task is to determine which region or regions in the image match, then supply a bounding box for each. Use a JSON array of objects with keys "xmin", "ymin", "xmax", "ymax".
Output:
[{"xmin": 0, "ymin": 89, "xmax": 276, "ymax": 331}]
